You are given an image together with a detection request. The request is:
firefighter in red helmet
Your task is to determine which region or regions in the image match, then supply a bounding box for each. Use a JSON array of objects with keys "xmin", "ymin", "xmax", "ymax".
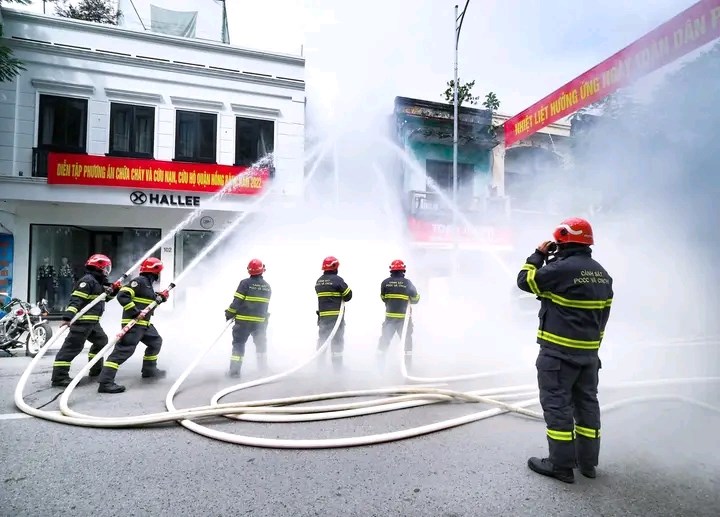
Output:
[
  {"xmin": 517, "ymin": 217, "xmax": 613, "ymax": 483},
  {"xmin": 315, "ymin": 256, "xmax": 352, "ymax": 370},
  {"xmin": 50, "ymin": 254, "xmax": 121, "ymax": 387},
  {"xmin": 377, "ymin": 259, "xmax": 420, "ymax": 369},
  {"xmin": 224, "ymin": 258, "xmax": 272, "ymax": 378},
  {"xmin": 97, "ymin": 257, "xmax": 170, "ymax": 394}
]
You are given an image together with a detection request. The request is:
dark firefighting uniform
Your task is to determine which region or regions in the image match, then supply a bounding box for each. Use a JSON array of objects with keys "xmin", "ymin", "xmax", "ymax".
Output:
[
  {"xmin": 96, "ymin": 273, "xmax": 164, "ymax": 385},
  {"xmin": 517, "ymin": 245, "xmax": 613, "ymax": 470},
  {"xmin": 315, "ymin": 271, "xmax": 352, "ymax": 367},
  {"xmin": 51, "ymin": 269, "xmax": 114, "ymax": 384},
  {"xmin": 224, "ymin": 275, "xmax": 271, "ymax": 375},
  {"xmin": 377, "ymin": 271, "xmax": 420, "ymax": 356}
]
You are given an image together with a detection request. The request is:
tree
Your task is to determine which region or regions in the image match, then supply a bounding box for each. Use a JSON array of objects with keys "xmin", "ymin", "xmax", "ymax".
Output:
[
  {"xmin": 54, "ymin": 0, "xmax": 121, "ymax": 25},
  {"xmin": 0, "ymin": 0, "xmax": 31, "ymax": 82},
  {"xmin": 442, "ymin": 78, "xmax": 479, "ymax": 107},
  {"xmin": 482, "ymin": 91, "xmax": 500, "ymax": 111}
]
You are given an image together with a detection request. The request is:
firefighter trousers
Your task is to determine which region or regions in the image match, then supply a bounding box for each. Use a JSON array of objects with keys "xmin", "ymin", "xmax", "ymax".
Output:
[
  {"xmin": 230, "ymin": 321, "xmax": 268, "ymax": 374},
  {"xmin": 52, "ymin": 322, "xmax": 108, "ymax": 381},
  {"xmin": 377, "ymin": 318, "xmax": 413, "ymax": 352},
  {"xmin": 536, "ymin": 348, "xmax": 601, "ymax": 469},
  {"xmin": 97, "ymin": 324, "xmax": 163, "ymax": 385},
  {"xmin": 317, "ymin": 316, "xmax": 345, "ymax": 367}
]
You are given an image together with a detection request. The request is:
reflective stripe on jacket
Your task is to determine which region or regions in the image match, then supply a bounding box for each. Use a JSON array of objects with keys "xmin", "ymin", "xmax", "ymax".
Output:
[
  {"xmin": 117, "ymin": 274, "xmax": 158, "ymax": 327},
  {"xmin": 380, "ymin": 272, "xmax": 420, "ymax": 319},
  {"xmin": 315, "ymin": 272, "xmax": 352, "ymax": 318},
  {"xmin": 226, "ymin": 275, "xmax": 272, "ymax": 323},
  {"xmin": 62, "ymin": 270, "xmax": 110, "ymax": 323},
  {"xmin": 517, "ymin": 246, "xmax": 613, "ymax": 354}
]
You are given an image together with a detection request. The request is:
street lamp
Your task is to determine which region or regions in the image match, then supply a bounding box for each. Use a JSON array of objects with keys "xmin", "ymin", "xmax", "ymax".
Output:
[{"xmin": 452, "ymin": 1, "xmax": 470, "ymax": 275}]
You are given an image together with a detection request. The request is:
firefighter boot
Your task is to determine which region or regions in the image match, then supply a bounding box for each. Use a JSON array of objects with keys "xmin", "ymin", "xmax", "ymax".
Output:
[
  {"xmin": 87, "ymin": 353, "xmax": 103, "ymax": 378},
  {"xmin": 579, "ymin": 465, "xmax": 597, "ymax": 478},
  {"xmin": 527, "ymin": 457, "xmax": 574, "ymax": 484},
  {"xmin": 141, "ymin": 360, "xmax": 167, "ymax": 379},
  {"xmin": 97, "ymin": 365, "xmax": 126, "ymax": 394},
  {"xmin": 257, "ymin": 353, "xmax": 268, "ymax": 373},
  {"xmin": 331, "ymin": 352, "xmax": 343, "ymax": 372},
  {"xmin": 228, "ymin": 354, "xmax": 243, "ymax": 378},
  {"xmin": 51, "ymin": 364, "xmax": 72, "ymax": 387}
]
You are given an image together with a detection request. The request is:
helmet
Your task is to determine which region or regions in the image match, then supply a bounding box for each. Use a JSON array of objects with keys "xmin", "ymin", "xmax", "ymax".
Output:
[
  {"xmin": 247, "ymin": 258, "xmax": 265, "ymax": 276},
  {"xmin": 86, "ymin": 254, "xmax": 112, "ymax": 276},
  {"xmin": 389, "ymin": 259, "xmax": 406, "ymax": 272},
  {"xmin": 139, "ymin": 257, "xmax": 164, "ymax": 275},
  {"xmin": 322, "ymin": 256, "xmax": 339, "ymax": 271},
  {"xmin": 553, "ymin": 217, "xmax": 594, "ymax": 245}
]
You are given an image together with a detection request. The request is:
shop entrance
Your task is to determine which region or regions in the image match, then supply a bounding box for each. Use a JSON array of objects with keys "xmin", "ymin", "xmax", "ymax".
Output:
[
  {"xmin": 30, "ymin": 224, "xmax": 161, "ymax": 314},
  {"xmin": 173, "ymin": 230, "xmax": 214, "ymax": 309}
]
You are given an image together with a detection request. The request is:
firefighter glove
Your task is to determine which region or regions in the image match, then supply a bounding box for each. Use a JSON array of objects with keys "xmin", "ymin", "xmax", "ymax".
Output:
[
  {"xmin": 155, "ymin": 290, "xmax": 169, "ymax": 304},
  {"xmin": 225, "ymin": 311, "xmax": 234, "ymax": 321}
]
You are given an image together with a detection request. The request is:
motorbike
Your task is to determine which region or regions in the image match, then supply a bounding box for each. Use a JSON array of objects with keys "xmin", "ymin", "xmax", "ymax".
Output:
[{"xmin": 0, "ymin": 293, "xmax": 53, "ymax": 358}]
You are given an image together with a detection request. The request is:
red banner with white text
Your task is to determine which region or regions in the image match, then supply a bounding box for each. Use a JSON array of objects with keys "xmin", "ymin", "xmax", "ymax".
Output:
[
  {"xmin": 503, "ymin": 0, "xmax": 720, "ymax": 147},
  {"xmin": 46, "ymin": 152, "xmax": 269, "ymax": 195},
  {"xmin": 408, "ymin": 217, "xmax": 512, "ymax": 248}
]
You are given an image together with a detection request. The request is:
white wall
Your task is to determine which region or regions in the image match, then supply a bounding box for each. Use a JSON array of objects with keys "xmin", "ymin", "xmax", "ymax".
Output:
[{"xmin": 0, "ymin": 8, "xmax": 306, "ymax": 198}]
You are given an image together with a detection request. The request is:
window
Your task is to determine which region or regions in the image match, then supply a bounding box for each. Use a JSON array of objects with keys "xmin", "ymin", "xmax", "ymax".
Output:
[
  {"xmin": 29, "ymin": 225, "xmax": 160, "ymax": 313},
  {"xmin": 175, "ymin": 110, "xmax": 217, "ymax": 163},
  {"xmin": 235, "ymin": 117, "xmax": 274, "ymax": 166},
  {"xmin": 38, "ymin": 94, "xmax": 88, "ymax": 152},
  {"xmin": 109, "ymin": 103, "xmax": 155, "ymax": 157},
  {"xmin": 425, "ymin": 159, "xmax": 475, "ymax": 207}
]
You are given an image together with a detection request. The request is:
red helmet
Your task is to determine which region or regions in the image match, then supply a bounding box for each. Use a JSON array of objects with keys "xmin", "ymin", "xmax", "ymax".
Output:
[
  {"xmin": 86, "ymin": 254, "xmax": 112, "ymax": 276},
  {"xmin": 389, "ymin": 259, "xmax": 406, "ymax": 272},
  {"xmin": 553, "ymin": 217, "xmax": 594, "ymax": 245},
  {"xmin": 322, "ymin": 256, "xmax": 339, "ymax": 271},
  {"xmin": 139, "ymin": 257, "xmax": 164, "ymax": 275},
  {"xmin": 247, "ymin": 258, "xmax": 265, "ymax": 276}
]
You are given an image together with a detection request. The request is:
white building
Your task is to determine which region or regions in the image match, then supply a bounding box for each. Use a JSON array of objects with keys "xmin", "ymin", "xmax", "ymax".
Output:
[{"xmin": 0, "ymin": 7, "xmax": 305, "ymax": 312}]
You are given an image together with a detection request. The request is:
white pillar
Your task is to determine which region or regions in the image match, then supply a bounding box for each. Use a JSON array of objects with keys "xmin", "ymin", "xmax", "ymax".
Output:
[{"xmin": 491, "ymin": 143, "xmax": 506, "ymax": 197}]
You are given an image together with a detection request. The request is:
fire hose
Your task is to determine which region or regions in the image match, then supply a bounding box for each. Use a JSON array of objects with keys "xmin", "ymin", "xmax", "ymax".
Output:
[{"xmin": 13, "ymin": 202, "xmax": 720, "ymax": 446}]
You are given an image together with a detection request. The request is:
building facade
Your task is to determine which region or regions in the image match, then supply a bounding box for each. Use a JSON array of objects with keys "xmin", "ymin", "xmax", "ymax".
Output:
[
  {"xmin": 391, "ymin": 96, "xmax": 572, "ymax": 287},
  {"xmin": 0, "ymin": 8, "xmax": 305, "ymax": 312}
]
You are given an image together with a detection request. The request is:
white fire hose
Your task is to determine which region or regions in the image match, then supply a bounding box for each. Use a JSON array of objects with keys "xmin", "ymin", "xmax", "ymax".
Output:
[{"xmin": 12, "ymin": 191, "xmax": 720, "ymax": 446}]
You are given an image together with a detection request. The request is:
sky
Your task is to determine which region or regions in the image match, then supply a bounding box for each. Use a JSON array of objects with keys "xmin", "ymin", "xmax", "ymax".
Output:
[{"xmin": 12, "ymin": 0, "xmax": 708, "ymax": 119}]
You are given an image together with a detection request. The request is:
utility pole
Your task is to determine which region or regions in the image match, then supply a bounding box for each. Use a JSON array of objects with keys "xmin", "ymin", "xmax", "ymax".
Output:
[{"xmin": 452, "ymin": 1, "xmax": 469, "ymax": 277}]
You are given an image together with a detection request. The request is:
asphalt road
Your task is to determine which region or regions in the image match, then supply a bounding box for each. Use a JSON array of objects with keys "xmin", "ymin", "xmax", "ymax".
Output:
[{"xmin": 1, "ymin": 333, "xmax": 719, "ymax": 517}]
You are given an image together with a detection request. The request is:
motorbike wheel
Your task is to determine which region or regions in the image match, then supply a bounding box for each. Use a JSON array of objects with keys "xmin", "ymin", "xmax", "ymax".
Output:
[{"xmin": 26, "ymin": 323, "xmax": 52, "ymax": 358}]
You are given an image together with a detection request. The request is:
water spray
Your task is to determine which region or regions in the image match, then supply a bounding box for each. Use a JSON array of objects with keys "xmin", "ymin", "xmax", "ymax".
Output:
[{"xmin": 12, "ymin": 143, "xmax": 720, "ymax": 449}]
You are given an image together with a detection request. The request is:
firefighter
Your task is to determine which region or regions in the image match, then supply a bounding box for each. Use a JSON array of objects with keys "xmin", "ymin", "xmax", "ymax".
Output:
[
  {"xmin": 315, "ymin": 256, "xmax": 352, "ymax": 370},
  {"xmin": 224, "ymin": 258, "xmax": 271, "ymax": 378},
  {"xmin": 50, "ymin": 254, "xmax": 120, "ymax": 388},
  {"xmin": 517, "ymin": 217, "xmax": 613, "ymax": 483},
  {"xmin": 377, "ymin": 259, "xmax": 420, "ymax": 369},
  {"xmin": 96, "ymin": 257, "xmax": 170, "ymax": 394}
]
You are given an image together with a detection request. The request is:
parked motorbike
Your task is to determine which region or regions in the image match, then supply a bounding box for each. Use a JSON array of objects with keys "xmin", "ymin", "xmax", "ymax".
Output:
[{"xmin": 0, "ymin": 293, "xmax": 53, "ymax": 358}]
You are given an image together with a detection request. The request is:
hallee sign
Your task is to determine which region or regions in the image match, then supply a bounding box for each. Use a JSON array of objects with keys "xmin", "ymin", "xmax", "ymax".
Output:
[
  {"xmin": 503, "ymin": 0, "xmax": 720, "ymax": 146},
  {"xmin": 47, "ymin": 152, "xmax": 269, "ymax": 195},
  {"xmin": 130, "ymin": 191, "xmax": 201, "ymax": 207}
]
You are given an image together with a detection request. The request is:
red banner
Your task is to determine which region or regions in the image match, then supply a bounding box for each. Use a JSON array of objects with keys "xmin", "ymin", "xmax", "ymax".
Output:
[
  {"xmin": 503, "ymin": 0, "xmax": 720, "ymax": 147},
  {"xmin": 408, "ymin": 218, "xmax": 512, "ymax": 247},
  {"xmin": 46, "ymin": 152, "xmax": 269, "ymax": 195}
]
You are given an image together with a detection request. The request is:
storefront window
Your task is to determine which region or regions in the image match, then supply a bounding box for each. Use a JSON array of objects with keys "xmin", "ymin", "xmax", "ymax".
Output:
[{"xmin": 30, "ymin": 225, "xmax": 160, "ymax": 313}]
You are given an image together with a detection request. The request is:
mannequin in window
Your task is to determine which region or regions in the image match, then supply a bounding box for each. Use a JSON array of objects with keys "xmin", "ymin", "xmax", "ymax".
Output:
[
  {"xmin": 57, "ymin": 257, "xmax": 74, "ymax": 306},
  {"xmin": 37, "ymin": 257, "xmax": 56, "ymax": 307}
]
